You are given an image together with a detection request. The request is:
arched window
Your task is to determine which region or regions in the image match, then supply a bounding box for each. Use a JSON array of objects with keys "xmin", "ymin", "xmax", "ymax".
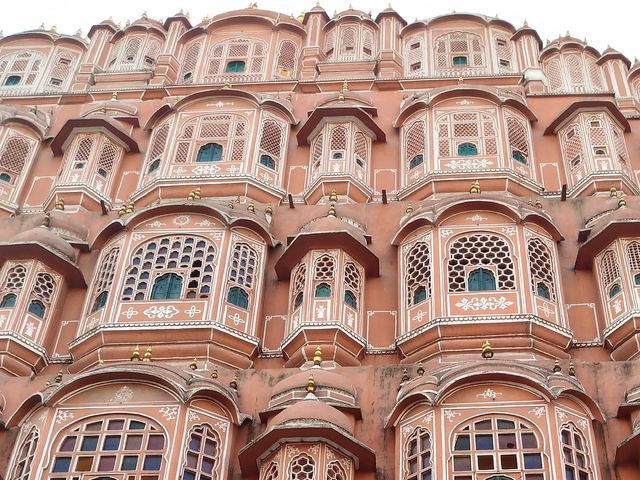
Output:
[
  {"xmin": 0, "ymin": 172, "xmax": 11, "ymax": 182},
  {"xmin": 527, "ymin": 238, "xmax": 557, "ymax": 302},
  {"xmin": 600, "ymin": 250, "xmax": 622, "ymax": 300},
  {"xmin": 90, "ymin": 246, "xmax": 120, "ymax": 313},
  {"xmin": 288, "ymin": 453, "xmax": 315, "ymax": 480},
  {"xmin": 227, "ymin": 286, "xmax": 249, "ymax": 309},
  {"xmin": 0, "ymin": 135, "xmax": 33, "ymax": 184},
  {"xmin": 180, "ymin": 42, "xmax": 202, "ymax": 84},
  {"xmin": 146, "ymin": 122, "xmax": 171, "ymax": 175},
  {"xmin": 410, "ymin": 155, "xmax": 424, "ymax": 169},
  {"xmin": 226, "ymin": 60, "xmax": 246, "ymax": 73},
  {"xmin": 451, "ymin": 417, "xmax": 544, "ymax": 477},
  {"xmin": 122, "ymin": 235, "xmax": 217, "ymax": 301},
  {"xmin": 468, "ymin": 268, "xmax": 496, "ymax": 291},
  {"xmin": 1, "ymin": 292, "xmax": 17, "ymax": 307},
  {"xmin": 151, "ymin": 273, "xmax": 183, "ymax": 300},
  {"xmin": 258, "ymin": 118, "xmax": 285, "ymax": 171},
  {"xmin": 0, "ymin": 51, "xmax": 44, "ymax": 88},
  {"xmin": 27, "ymin": 300, "xmax": 45, "ymax": 318},
  {"xmin": 326, "ymin": 461, "xmax": 347, "ymax": 480},
  {"xmin": 506, "ymin": 114, "xmax": 531, "ymax": 166},
  {"xmin": 314, "ymin": 254, "xmax": 335, "ymax": 280},
  {"xmin": 263, "ymin": 461, "xmax": 279, "ymax": 480},
  {"xmin": 561, "ymin": 424, "xmax": 592, "ymax": 480},
  {"xmin": 405, "ymin": 242, "xmax": 431, "ymax": 306},
  {"xmin": 197, "ymin": 143, "xmax": 223, "ymax": 162},
  {"xmin": 181, "ymin": 424, "xmax": 221, "ymax": 480},
  {"xmin": 49, "ymin": 416, "xmax": 165, "ymax": 478},
  {"xmin": 315, "ymin": 283, "xmax": 331, "ymax": 298},
  {"xmin": 226, "ymin": 243, "xmax": 258, "ymax": 309},
  {"xmin": 9, "ymin": 426, "xmax": 38, "ymax": 480},
  {"xmin": 453, "ymin": 56, "xmax": 468, "ymax": 65},
  {"xmin": 291, "ymin": 263, "xmax": 306, "ymax": 311},
  {"xmin": 344, "ymin": 290, "xmax": 357, "ymax": 309},
  {"xmin": 260, "ymin": 154, "xmax": 276, "ymax": 170},
  {"xmin": 147, "ymin": 159, "xmax": 160, "ymax": 173},
  {"xmin": 406, "ymin": 427, "xmax": 432, "ymax": 480},
  {"xmin": 5, "ymin": 75, "xmax": 21, "ymax": 85},
  {"xmin": 91, "ymin": 292, "xmax": 108, "ymax": 312},
  {"xmin": 457, "ymin": 142, "xmax": 478, "ymax": 156},
  {"xmin": 275, "ymin": 40, "xmax": 297, "ymax": 77},
  {"xmin": 449, "ymin": 234, "xmax": 515, "ymax": 292},
  {"xmin": 434, "ymin": 31, "xmax": 485, "ymax": 71},
  {"xmin": 294, "ymin": 292, "xmax": 304, "ymax": 309},
  {"xmin": 634, "ymin": 273, "xmax": 640, "ymax": 286}
]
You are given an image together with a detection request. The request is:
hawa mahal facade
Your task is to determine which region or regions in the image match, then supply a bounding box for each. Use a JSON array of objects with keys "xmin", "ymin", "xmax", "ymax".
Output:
[{"xmin": 1, "ymin": 4, "xmax": 640, "ymax": 480}]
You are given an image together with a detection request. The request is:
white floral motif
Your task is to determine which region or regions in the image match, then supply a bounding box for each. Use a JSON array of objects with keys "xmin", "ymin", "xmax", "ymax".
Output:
[
  {"xmin": 196, "ymin": 219, "xmax": 212, "ymax": 227},
  {"xmin": 286, "ymin": 445, "xmax": 301, "ymax": 458},
  {"xmin": 173, "ymin": 166, "xmax": 187, "ymax": 174},
  {"xmin": 121, "ymin": 307, "xmax": 139, "ymax": 319},
  {"xmin": 412, "ymin": 310, "xmax": 426, "ymax": 323},
  {"xmin": 455, "ymin": 297, "xmax": 513, "ymax": 311},
  {"xmin": 159, "ymin": 406, "xmax": 179, "ymax": 420},
  {"xmin": 132, "ymin": 233, "xmax": 145, "ymax": 241},
  {"xmin": 185, "ymin": 306, "xmax": 202, "ymax": 318},
  {"xmin": 56, "ymin": 410, "xmax": 74, "ymax": 424},
  {"xmin": 192, "ymin": 164, "xmax": 221, "ymax": 175},
  {"xmin": 38, "ymin": 411, "xmax": 48, "ymax": 423},
  {"xmin": 445, "ymin": 158, "xmax": 493, "ymax": 170},
  {"xmin": 187, "ymin": 410, "xmax": 200, "ymax": 422},
  {"xmin": 143, "ymin": 305, "xmax": 179, "ymax": 319},
  {"xmin": 539, "ymin": 302, "xmax": 554, "ymax": 318},
  {"xmin": 401, "ymin": 424, "xmax": 414, "ymax": 436},
  {"xmin": 529, "ymin": 407, "xmax": 545, "ymax": 418},
  {"xmin": 308, "ymin": 444, "xmax": 320, "ymax": 455},
  {"xmin": 228, "ymin": 313, "xmax": 245, "ymax": 325},
  {"xmin": 423, "ymin": 412, "xmax": 434, "ymax": 423},
  {"xmin": 174, "ymin": 215, "xmax": 190, "ymax": 225},
  {"xmin": 146, "ymin": 220, "xmax": 166, "ymax": 228},
  {"xmin": 467, "ymin": 214, "xmax": 488, "ymax": 222},
  {"xmin": 24, "ymin": 321, "xmax": 36, "ymax": 337},
  {"xmin": 346, "ymin": 312, "xmax": 354, "ymax": 327},
  {"xmin": 109, "ymin": 386, "xmax": 134, "ymax": 404},
  {"xmin": 0, "ymin": 314, "xmax": 7, "ymax": 328},
  {"xmin": 578, "ymin": 418, "xmax": 588, "ymax": 430},
  {"xmin": 215, "ymin": 421, "xmax": 229, "ymax": 432},
  {"xmin": 477, "ymin": 388, "xmax": 502, "ymax": 400},
  {"xmin": 444, "ymin": 410, "xmax": 460, "ymax": 422},
  {"xmin": 226, "ymin": 165, "xmax": 240, "ymax": 174},
  {"xmin": 557, "ymin": 411, "xmax": 568, "ymax": 422},
  {"xmin": 501, "ymin": 227, "xmax": 516, "ymax": 236},
  {"xmin": 316, "ymin": 305, "xmax": 326, "ymax": 319},
  {"xmin": 613, "ymin": 299, "xmax": 622, "ymax": 313},
  {"xmin": 440, "ymin": 229, "xmax": 454, "ymax": 238}
]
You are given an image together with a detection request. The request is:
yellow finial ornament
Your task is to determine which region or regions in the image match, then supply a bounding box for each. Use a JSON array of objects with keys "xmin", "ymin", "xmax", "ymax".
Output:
[
  {"xmin": 405, "ymin": 203, "xmax": 414, "ymax": 214},
  {"xmin": 143, "ymin": 346, "xmax": 152, "ymax": 362},
  {"xmin": 610, "ymin": 186, "xmax": 618, "ymax": 198},
  {"xmin": 618, "ymin": 196, "xmax": 627, "ymax": 208},
  {"xmin": 211, "ymin": 366, "xmax": 218, "ymax": 379},
  {"xmin": 55, "ymin": 370, "xmax": 64, "ymax": 383},
  {"xmin": 313, "ymin": 345, "xmax": 322, "ymax": 366},
  {"xmin": 417, "ymin": 362, "xmax": 425, "ymax": 376},
  {"xmin": 568, "ymin": 361, "xmax": 576, "ymax": 377},
  {"xmin": 55, "ymin": 197, "xmax": 65, "ymax": 210},
  {"xmin": 553, "ymin": 359, "xmax": 562, "ymax": 373},
  {"xmin": 470, "ymin": 181, "xmax": 481, "ymax": 194},
  {"xmin": 131, "ymin": 345, "xmax": 141, "ymax": 361},
  {"xmin": 247, "ymin": 202, "xmax": 255, "ymax": 213},
  {"xmin": 190, "ymin": 358, "xmax": 198, "ymax": 370},
  {"xmin": 230, "ymin": 373, "xmax": 239, "ymax": 390},
  {"xmin": 328, "ymin": 202, "xmax": 336, "ymax": 217},
  {"xmin": 42, "ymin": 212, "xmax": 50, "ymax": 227},
  {"xmin": 306, "ymin": 373, "xmax": 316, "ymax": 393},
  {"xmin": 265, "ymin": 204, "xmax": 273, "ymax": 215},
  {"xmin": 188, "ymin": 187, "xmax": 202, "ymax": 200},
  {"xmin": 329, "ymin": 189, "xmax": 338, "ymax": 202},
  {"xmin": 481, "ymin": 340, "xmax": 494, "ymax": 359}
]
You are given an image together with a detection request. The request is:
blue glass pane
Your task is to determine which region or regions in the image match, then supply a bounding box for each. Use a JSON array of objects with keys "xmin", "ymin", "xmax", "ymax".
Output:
[
  {"xmin": 454, "ymin": 435, "xmax": 470, "ymax": 451},
  {"xmin": 294, "ymin": 292, "xmax": 304, "ymax": 309},
  {"xmin": 524, "ymin": 453, "xmax": 543, "ymax": 469},
  {"xmin": 475, "ymin": 434, "xmax": 494, "ymax": 450},
  {"xmin": 92, "ymin": 291, "xmax": 108, "ymax": 312},
  {"xmin": 129, "ymin": 420, "xmax": 146, "ymax": 430},
  {"xmin": 635, "ymin": 273, "xmax": 640, "ymax": 286},
  {"xmin": 80, "ymin": 436, "xmax": 99, "ymax": 451},
  {"xmin": 197, "ymin": 143, "xmax": 223, "ymax": 163},
  {"xmin": 103, "ymin": 435, "xmax": 121, "ymax": 451},
  {"xmin": 457, "ymin": 143, "xmax": 478, "ymax": 156},
  {"xmin": 28, "ymin": 300, "xmax": 45, "ymax": 318},
  {"xmin": 0, "ymin": 293, "xmax": 17, "ymax": 308},
  {"xmin": 314, "ymin": 283, "xmax": 331, "ymax": 298},
  {"xmin": 151, "ymin": 273, "xmax": 183, "ymax": 300},
  {"xmin": 227, "ymin": 287, "xmax": 249, "ymax": 309},
  {"xmin": 121, "ymin": 455, "xmax": 138, "ymax": 470},
  {"xmin": 512, "ymin": 150, "xmax": 526, "ymax": 164},
  {"xmin": 536, "ymin": 283, "xmax": 551, "ymax": 300},
  {"xmin": 148, "ymin": 158, "xmax": 161, "ymax": 173},
  {"xmin": 259, "ymin": 154, "xmax": 276, "ymax": 170},
  {"xmin": 410, "ymin": 154, "xmax": 424, "ymax": 169},
  {"xmin": 468, "ymin": 269, "xmax": 496, "ymax": 291},
  {"xmin": 414, "ymin": 286, "xmax": 427, "ymax": 305},
  {"xmin": 609, "ymin": 284, "xmax": 622, "ymax": 298},
  {"xmin": 344, "ymin": 290, "xmax": 357, "ymax": 308},
  {"xmin": 0, "ymin": 172, "xmax": 12, "ymax": 183},
  {"xmin": 453, "ymin": 56, "xmax": 468, "ymax": 65},
  {"xmin": 4, "ymin": 75, "xmax": 21, "ymax": 86},
  {"xmin": 52, "ymin": 457, "xmax": 71, "ymax": 472},
  {"xmin": 226, "ymin": 61, "xmax": 246, "ymax": 73},
  {"xmin": 143, "ymin": 455, "xmax": 162, "ymax": 471}
]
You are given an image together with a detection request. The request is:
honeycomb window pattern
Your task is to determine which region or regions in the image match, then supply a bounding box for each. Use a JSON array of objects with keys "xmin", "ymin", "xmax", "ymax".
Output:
[
  {"xmin": 326, "ymin": 461, "xmax": 347, "ymax": 480},
  {"xmin": 288, "ymin": 453, "xmax": 315, "ymax": 480},
  {"xmin": 181, "ymin": 424, "xmax": 221, "ymax": 480},
  {"xmin": 448, "ymin": 234, "xmax": 515, "ymax": 292},
  {"xmin": 405, "ymin": 242, "xmax": 432, "ymax": 306},
  {"xmin": 31, "ymin": 272, "xmax": 56, "ymax": 305},
  {"xmin": 1, "ymin": 264, "xmax": 27, "ymax": 295},
  {"xmin": 121, "ymin": 235, "xmax": 217, "ymax": 301},
  {"xmin": 527, "ymin": 238, "xmax": 556, "ymax": 302},
  {"xmin": 314, "ymin": 254, "xmax": 335, "ymax": 281},
  {"xmin": 343, "ymin": 262, "xmax": 361, "ymax": 297},
  {"xmin": 48, "ymin": 416, "xmax": 165, "ymax": 480}
]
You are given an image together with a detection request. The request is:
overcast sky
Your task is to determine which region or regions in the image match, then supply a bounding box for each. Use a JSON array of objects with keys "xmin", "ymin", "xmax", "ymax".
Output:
[{"xmin": 1, "ymin": 1, "xmax": 639, "ymax": 61}]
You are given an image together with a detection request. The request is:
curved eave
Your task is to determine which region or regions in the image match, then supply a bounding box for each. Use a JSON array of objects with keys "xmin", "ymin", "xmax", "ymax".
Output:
[
  {"xmin": 0, "ymin": 31, "xmax": 88, "ymax": 49},
  {"xmin": 400, "ymin": 13, "xmax": 515, "ymax": 36},
  {"xmin": 296, "ymin": 107, "xmax": 385, "ymax": 146},
  {"xmin": 597, "ymin": 51, "xmax": 631, "ymax": 68},
  {"xmin": 375, "ymin": 9, "xmax": 407, "ymax": 26},
  {"xmin": 323, "ymin": 14, "xmax": 379, "ymax": 31},
  {"xmin": 164, "ymin": 15, "xmax": 193, "ymax": 30},
  {"xmin": 544, "ymin": 101, "xmax": 630, "ymax": 135},
  {"xmin": 540, "ymin": 42, "xmax": 600, "ymax": 61},
  {"xmin": 385, "ymin": 392, "xmax": 434, "ymax": 428},
  {"xmin": 111, "ymin": 24, "xmax": 167, "ymax": 43},
  {"xmin": 50, "ymin": 118, "xmax": 139, "ymax": 155},
  {"xmin": 616, "ymin": 430, "xmax": 640, "ymax": 464},
  {"xmin": 238, "ymin": 422, "xmax": 376, "ymax": 475},
  {"xmin": 143, "ymin": 104, "xmax": 173, "ymax": 130},
  {"xmin": 205, "ymin": 11, "xmax": 306, "ymax": 36},
  {"xmin": 575, "ymin": 219, "xmax": 640, "ymax": 269},
  {"xmin": 0, "ymin": 116, "xmax": 48, "ymax": 139},
  {"xmin": 275, "ymin": 230, "xmax": 379, "ymax": 279},
  {"xmin": 303, "ymin": 9, "xmax": 330, "ymax": 24},
  {"xmin": 88, "ymin": 23, "xmax": 118, "ymax": 38},
  {"xmin": 0, "ymin": 242, "xmax": 85, "ymax": 287},
  {"xmin": 121, "ymin": 201, "xmax": 277, "ymax": 247},
  {"xmin": 511, "ymin": 27, "xmax": 543, "ymax": 49},
  {"xmin": 170, "ymin": 89, "xmax": 297, "ymax": 126},
  {"xmin": 394, "ymin": 87, "xmax": 537, "ymax": 127}
]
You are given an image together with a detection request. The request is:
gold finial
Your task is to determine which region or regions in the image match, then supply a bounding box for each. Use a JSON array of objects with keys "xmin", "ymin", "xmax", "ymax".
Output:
[
  {"xmin": 188, "ymin": 187, "xmax": 202, "ymax": 200},
  {"xmin": 287, "ymin": 91, "xmax": 293, "ymax": 101},
  {"xmin": 202, "ymin": 15, "xmax": 210, "ymax": 23},
  {"xmin": 265, "ymin": 204, "xmax": 273, "ymax": 215},
  {"xmin": 523, "ymin": 19, "xmax": 528, "ymax": 27},
  {"xmin": 228, "ymin": 200, "xmax": 235, "ymax": 209},
  {"xmin": 38, "ymin": 23, "xmax": 45, "ymax": 30},
  {"xmin": 401, "ymin": 368, "xmax": 410, "ymax": 383},
  {"xmin": 42, "ymin": 212, "xmax": 51, "ymax": 227},
  {"xmin": 51, "ymin": 24, "xmax": 57, "ymax": 33},
  {"xmin": 125, "ymin": 201, "xmax": 134, "ymax": 214},
  {"xmin": 98, "ymin": 357, "xmax": 104, "ymax": 366},
  {"xmin": 223, "ymin": 80, "xmax": 232, "ymax": 89},
  {"xmin": 458, "ymin": 77, "xmax": 464, "ymax": 84},
  {"xmin": 190, "ymin": 358, "xmax": 198, "ymax": 370},
  {"xmin": 328, "ymin": 202, "xmax": 336, "ymax": 217},
  {"xmin": 142, "ymin": 346, "xmax": 152, "ymax": 362},
  {"xmin": 481, "ymin": 340, "xmax": 494, "ymax": 359},
  {"xmin": 297, "ymin": 12, "xmax": 305, "ymax": 22},
  {"xmin": 131, "ymin": 345, "xmax": 141, "ymax": 361},
  {"xmin": 405, "ymin": 203, "xmax": 413, "ymax": 214},
  {"xmin": 75, "ymin": 29, "xmax": 82, "ymax": 37},
  {"xmin": 553, "ymin": 359, "xmax": 562, "ymax": 373},
  {"xmin": 230, "ymin": 372, "xmax": 238, "ymax": 390},
  {"xmin": 337, "ymin": 91, "xmax": 345, "ymax": 102},
  {"xmin": 211, "ymin": 366, "xmax": 218, "ymax": 379},
  {"xmin": 417, "ymin": 362, "xmax": 425, "ymax": 376},
  {"xmin": 306, "ymin": 373, "xmax": 317, "ymax": 393},
  {"xmin": 610, "ymin": 186, "xmax": 617, "ymax": 197},
  {"xmin": 342, "ymin": 79, "xmax": 349, "ymax": 92},
  {"xmin": 100, "ymin": 103, "xmax": 108, "ymax": 113},
  {"xmin": 313, "ymin": 345, "xmax": 322, "ymax": 366},
  {"xmin": 470, "ymin": 180, "xmax": 481, "ymax": 194},
  {"xmin": 618, "ymin": 196, "xmax": 627, "ymax": 208},
  {"xmin": 534, "ymin": 200, "xmax": 543, "ymax": 208},
  {"xmin": 142, "ymin": 11, "xmax": 148, "ymax": 19},
  {"xmin": 55, "ymin": 198, "xmax": 65, "ymax": 210},
  {"xmin": 247, "ymin": 202, "xmax": 255, "ymax": 213},
  {"xmin": 566, "ymin": 30, "xmax": 570, "ymax": 38},
  {"xmin": 55, "ymin": 370, "xmax": 64, "ymax": 383},
  {"xmin": 111, "ymin": 91, "xmax": 118, "ymax": 101},
  {"xmin": 328, "ymin": 189, "xmax": 338, "ymax": 202},
  {"xmin": 568, "ymin": 361, "xmax": 576, "ymax": 377}
]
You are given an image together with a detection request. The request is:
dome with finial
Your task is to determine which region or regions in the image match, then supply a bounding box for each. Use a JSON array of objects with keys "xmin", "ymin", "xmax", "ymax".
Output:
[
  {"xmin": 11, "ymin": 225, "xmax": 76, "ymax": 261},
  {"xmin": 597, "ymin": 45, "xmax": 631, "ymax": 68}
]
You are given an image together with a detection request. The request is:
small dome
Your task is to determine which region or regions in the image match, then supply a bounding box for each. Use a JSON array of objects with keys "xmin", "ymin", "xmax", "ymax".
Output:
[
  {"xmin": 272, "ymin": 369, "xmax": 356, "ymax": 398},
  {"xmin": 271, "ymin": 399, "xmax": 353, "ymax": 434},
  {"xmin": 12, "ymin": 226, "xmax": 76, "ymax": 260},
  {"xmin": 300, "ymin": 216, "xmax": 368, "ymax": 246}
]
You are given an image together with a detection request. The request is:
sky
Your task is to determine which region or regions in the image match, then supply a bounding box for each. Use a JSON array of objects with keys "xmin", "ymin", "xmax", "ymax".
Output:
[{"xmin": 1, "ymin": 1, "xmax": 639, "ymax": 61}]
